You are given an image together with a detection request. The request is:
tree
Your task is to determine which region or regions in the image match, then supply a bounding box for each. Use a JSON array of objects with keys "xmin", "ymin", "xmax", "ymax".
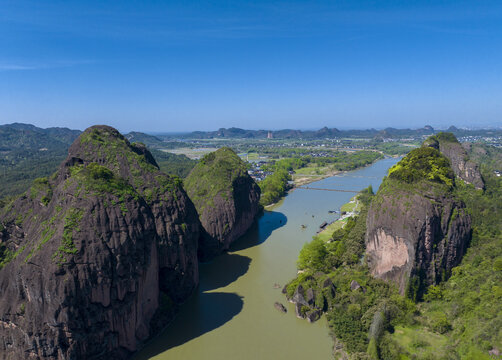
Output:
[{"xmin": 297, "ymin": 237, "xmax": 328, "ymax": 271}]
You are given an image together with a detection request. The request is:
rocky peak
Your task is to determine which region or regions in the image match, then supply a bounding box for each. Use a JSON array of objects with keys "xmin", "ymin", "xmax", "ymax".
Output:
[
  {"xmin": 59, "ymin": 125, "xmax": 160, "ymax": 187},
  {"xmin": 0, "ymin": 125, "xmax": 200, "ymax": 359},
  {"xmin": 366, "ymin": 144, "xmax": 472, "ymax": 298},
  {"xmin": 184, "ymin": 147, "xmax": 260, "ymax": 260}
]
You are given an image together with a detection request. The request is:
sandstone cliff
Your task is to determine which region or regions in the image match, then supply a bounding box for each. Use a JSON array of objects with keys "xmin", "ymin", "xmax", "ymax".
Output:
[
  {"xmin": 184, "ymin": 147, "xmax": 260, "ymax": 261},
  {"xmin": 365, "ymin": 144, "xmax": 471, "ymax": 297},
  {"xmin": 0, "ymin": 126, "xmax": 200, "ymax": 359}
]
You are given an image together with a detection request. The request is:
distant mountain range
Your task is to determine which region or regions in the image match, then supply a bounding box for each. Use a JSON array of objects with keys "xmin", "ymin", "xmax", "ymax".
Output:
[
  {"xmin": 0, "ymin": 123, "xmax": 81, "ymax": 152},
  {"xmin": 0, "ymin": 123, "xmax": 179, "ymax": 151},
  {"xmin": 2, "ymin": 123, "xmax": 501, "ymax": 151},
  {"xmin": 165, "ymin": 125, "xmax": 501, "ymax": 139}
]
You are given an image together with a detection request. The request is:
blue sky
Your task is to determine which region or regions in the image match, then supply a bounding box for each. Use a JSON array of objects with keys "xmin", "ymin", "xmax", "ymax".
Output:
[{"xmin": 1, "ymin": 0, "xmax": 501, "ymax": 132}]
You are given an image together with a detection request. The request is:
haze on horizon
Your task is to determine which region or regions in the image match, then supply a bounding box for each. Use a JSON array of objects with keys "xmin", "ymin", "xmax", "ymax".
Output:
[{"xmin": 1, "ymin": 0, "xmax": 501, "ymax": 133}]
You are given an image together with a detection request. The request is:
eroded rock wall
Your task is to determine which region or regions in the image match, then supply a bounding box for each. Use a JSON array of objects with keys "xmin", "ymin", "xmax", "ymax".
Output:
[
  {"xmin": 0, "ymin": 126, "xmax": 200, "ymax": 359},
  {"xmin": 366, "ymin": 190, "xmax": 471, "ymax": 295}
]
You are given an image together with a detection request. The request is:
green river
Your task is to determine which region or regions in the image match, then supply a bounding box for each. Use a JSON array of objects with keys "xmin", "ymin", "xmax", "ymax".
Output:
[{"xmin": 135, "ymin": 157, "xmax": 399, "ymax": 359}]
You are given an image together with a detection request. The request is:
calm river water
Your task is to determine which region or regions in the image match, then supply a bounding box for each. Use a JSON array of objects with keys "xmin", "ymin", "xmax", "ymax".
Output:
[{"xmin": 135, "ymin": 157, "xmax": 399, "ymax": 360}]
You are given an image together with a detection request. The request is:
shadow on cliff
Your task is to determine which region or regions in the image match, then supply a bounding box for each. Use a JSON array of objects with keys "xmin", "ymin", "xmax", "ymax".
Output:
[
  {"xmin": 229, "ymin": 210, "xmax": 287, "ymax": 252},
  {"xmin": 134, "ymin": 291, "xmax": 243, "ymax": 359}
]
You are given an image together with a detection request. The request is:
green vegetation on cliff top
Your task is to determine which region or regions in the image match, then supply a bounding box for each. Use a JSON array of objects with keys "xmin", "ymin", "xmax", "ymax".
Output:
[
  {"xmin": 69, "ymin": 162, "xmax": 140, "ymax": 201},
  {"xmin": 387, "ymin": 146, "xmax": 454, "ymax": 187},
  {"xmin": 184, "ymin": 147, "xmax": 249, "ymax": 211},
  {"xmin": 79, "ymin": 127, "xmax": 159, "ymax": 175},
  {"xmin": 0, "ymin": 125, "xmax": 195, "ymax": 199},
  {"xmin": 75, "ymin": 127, "xmax": 183, "ymax": 203},
  {"xmin": 432, "ymin": 131, "xmax": 460, "ymax": 144}
]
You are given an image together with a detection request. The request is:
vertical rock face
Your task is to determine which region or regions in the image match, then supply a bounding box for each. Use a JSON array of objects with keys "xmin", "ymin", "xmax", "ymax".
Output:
[
  {"xmin": 0, "ymin": 126, "xmax": 200, "ymax": 359},
  {"xmin": 184, "ymin": 147, "xmax": 261, "ymax": 261},
  {"xmin": 365, "ymin": 141, "xmax": 472, "ymax": 296},
  {"xmin": 366, "ymin": 191, "xmax": 471, "ymax": 295}
]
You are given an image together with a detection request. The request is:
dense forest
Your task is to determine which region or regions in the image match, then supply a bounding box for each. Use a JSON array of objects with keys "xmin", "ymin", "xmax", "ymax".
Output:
[{"xmin": 0, "ymin": 124, "xmax": 80, "ymax": 198}]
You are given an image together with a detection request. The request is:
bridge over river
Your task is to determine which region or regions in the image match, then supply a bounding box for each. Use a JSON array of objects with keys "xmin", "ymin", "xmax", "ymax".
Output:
[{"xmin": 296, "ymin": 186, "xmax": 359, "ymax": 193}]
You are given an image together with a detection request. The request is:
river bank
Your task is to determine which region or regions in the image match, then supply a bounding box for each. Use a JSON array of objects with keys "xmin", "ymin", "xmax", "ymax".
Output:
[
  {"xmin": 293, "ymin": 169, "xmax": 343, "ymax": 186},
  {"xmin": 134, "ymin": 157, "xmax": 399, "ymax": 360},
  {"xmin": 314, "ymin": 196, "xmax": 361, "ymax": 242},
  {"xmin": 264, "ymin": 157, "xmax": 384, "ymax": 210}
]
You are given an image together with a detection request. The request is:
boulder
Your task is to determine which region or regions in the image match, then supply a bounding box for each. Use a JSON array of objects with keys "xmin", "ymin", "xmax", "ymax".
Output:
[
  {"xmin": 306, "ymin": 309, "xmax": 322, "ymax": 323},
  {"xmin": 350, "ymin": 280, "xmax": 361, "ymax": 291},
  {"xmin": 294, "ymin": 303, "xmax": 304, "ymax": 319},
  {"xmin": 292, "ymin": 285, "xmax": 308, "ymax": 306},
  {"xmin": 274, "ymin": 302, "xmax": 287, "ymax": 313},
  {"xmin": 322, "ymin": 278, "xmax": 336, "ymax": 297}
]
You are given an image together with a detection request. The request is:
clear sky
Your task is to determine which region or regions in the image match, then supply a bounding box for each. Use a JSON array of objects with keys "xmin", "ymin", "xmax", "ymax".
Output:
[{"xmin": 1, "ymin": 0, "xmax": 501, "ymax": 132}]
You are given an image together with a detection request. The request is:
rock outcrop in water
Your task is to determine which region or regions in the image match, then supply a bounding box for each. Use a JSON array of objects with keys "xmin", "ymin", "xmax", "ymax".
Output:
[
  {"xmin": 0, "ymin": 126, "xmax": 201, "ymax": 359},
  {"xmin": 366, "ymin": 138, "xmax": 472, "ymax": 297},
  {"xmin": 184, "ymin": 147, "xmax": 260, "ymax": 261}
]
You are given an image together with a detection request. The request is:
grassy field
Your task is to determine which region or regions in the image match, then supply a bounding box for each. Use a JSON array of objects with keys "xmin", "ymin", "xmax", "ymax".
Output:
[
  {"xmin": 237, "ymin": 152, "xmax": 262, "ymax": 161},
  {"xmin": 340, "ymin": 199, "xmax": 357, "ymax": 212},
  {"xmin": 293, "ymin": 164, "xmax": 330, "ymax": 176},
  {"xmin": 292, "ymin": 165, "xmax": 341, "ymax": 186},
  {"xmin": 316, "ymin": 218, "xmax": 349, "ymax": 242},
  {"xmin": 316, "ymin": 197, "xmax": 361, "ymax": 242}
]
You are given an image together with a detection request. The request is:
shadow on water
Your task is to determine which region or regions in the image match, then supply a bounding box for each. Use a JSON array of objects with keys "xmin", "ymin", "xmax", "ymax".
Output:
[
  {"xmin": 134, "ymin": 210, "xmax": 287, "ymax": 359},
  {"xmin": 199, "ymin": 253, "xmax": 251, "ymax": 292},
  {"xmin": 135, "ymin": 291, "xmax": 244, "ymax": 359},
  {"xmin": 230, "ymin": 210, "xmax": 287, "ymax": 252}
]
